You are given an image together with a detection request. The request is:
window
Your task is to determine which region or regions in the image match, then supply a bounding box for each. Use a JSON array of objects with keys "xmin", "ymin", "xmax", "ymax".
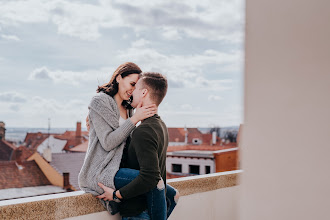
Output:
[
  {"xmin": 172, "ymin": 164, "xmax": 182, "ymax": 173},
  {"xmin": 205, "ymin": 166, "xmax": 211, "ymax": 174},
  {"xmin": 189, "ymin": 165, "xmax": 200, "ymax": 174}
]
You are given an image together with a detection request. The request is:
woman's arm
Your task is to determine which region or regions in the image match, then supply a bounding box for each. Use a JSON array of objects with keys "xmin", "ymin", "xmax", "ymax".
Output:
[
  {"xmin": 88, "ymin": 95, "xmax": 135, "ymax": 151},
  {"xmin": 89, "ymin": 108, "xmax": 135, "ymax": 152},
  {"xmin": 88, "ymin": 96, "xmax": 157, "ymax": 152}
]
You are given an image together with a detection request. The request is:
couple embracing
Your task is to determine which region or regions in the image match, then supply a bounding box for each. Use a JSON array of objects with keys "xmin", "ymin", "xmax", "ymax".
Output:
[{"xmin": 78, "ymin": 62, "xmax": 179, "ymax": 220}]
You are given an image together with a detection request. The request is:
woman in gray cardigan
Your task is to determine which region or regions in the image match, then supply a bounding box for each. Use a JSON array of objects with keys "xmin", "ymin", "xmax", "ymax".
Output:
[{"xmin": 78, "ymin": 62, "xmax": 177, "ymax": 219}]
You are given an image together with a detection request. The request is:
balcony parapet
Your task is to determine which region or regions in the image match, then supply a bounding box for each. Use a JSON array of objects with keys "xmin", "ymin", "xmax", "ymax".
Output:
[
  {"xmin": 0, "ymin": 170, "xmax": 241, "ymax": 220},
  {"xmin": 167, "ymin": 170, "xmax": 240, "ymax": 196}
]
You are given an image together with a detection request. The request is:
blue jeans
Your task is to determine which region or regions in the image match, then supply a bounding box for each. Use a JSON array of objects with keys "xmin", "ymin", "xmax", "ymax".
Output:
[
  {"xmin": 122, "ymin": 210, "xmax": 150, "ymax": 220},
  {"xmin": 165, "ymin": 184, "xmax": 177, "ymax": 218},
  {"xmin": 115, "ymin": 168, "xmax": 178, "ymax": 220}
]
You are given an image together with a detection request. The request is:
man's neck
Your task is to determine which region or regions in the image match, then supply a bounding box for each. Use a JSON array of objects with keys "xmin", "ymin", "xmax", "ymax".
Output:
[{"xmin": 141, "ymin": 99, "xmax": 158, "ymax": 115}]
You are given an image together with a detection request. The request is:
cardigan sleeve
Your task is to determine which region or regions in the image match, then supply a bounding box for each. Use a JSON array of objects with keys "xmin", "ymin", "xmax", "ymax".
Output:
[{"xmin": 89, "ymin": 95, "xmax": 135, "ymax": 152}]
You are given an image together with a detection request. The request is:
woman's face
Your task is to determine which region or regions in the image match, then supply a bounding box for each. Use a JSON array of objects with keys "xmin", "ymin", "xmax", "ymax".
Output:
[{"xmin": 117, "ymin": 73, "xmax": 140, "ymax": 101}]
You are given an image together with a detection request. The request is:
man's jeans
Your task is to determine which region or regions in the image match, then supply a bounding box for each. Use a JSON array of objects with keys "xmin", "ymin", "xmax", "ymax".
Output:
[
  {"xmin": 121, "ymin": 210, "xmax": 150, "ymax": 220},
  {"xmin": 115, "ymin": 168, "xmax": 178, "ymax": 220}
]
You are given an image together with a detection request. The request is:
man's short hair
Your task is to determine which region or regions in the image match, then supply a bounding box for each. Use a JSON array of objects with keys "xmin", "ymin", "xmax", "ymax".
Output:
[{"xmin": 140, "ymin": 72, "xmax": 168, "ymax": 106}]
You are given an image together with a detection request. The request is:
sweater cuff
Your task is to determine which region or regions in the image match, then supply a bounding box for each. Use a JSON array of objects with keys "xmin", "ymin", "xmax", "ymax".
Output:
[{"xmin": 121, "ymin": 118, "xmax": 136, "ymax": 135}]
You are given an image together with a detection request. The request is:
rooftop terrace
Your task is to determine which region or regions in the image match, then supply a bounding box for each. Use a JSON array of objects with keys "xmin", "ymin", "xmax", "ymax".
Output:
[{"xmin": 0, "ymin": 170, "xmax": 241, "ymax": 220}]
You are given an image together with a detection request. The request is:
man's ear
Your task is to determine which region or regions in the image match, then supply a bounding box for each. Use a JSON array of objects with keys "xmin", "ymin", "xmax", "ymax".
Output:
[{"xmin": 142, "ymin": 89, "xmax": 148, "ymax": 97}]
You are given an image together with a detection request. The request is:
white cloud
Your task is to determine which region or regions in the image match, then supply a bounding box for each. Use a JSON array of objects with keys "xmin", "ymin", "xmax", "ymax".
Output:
[
  {"xmin": 0, "ymin": 92, "xmax": 27, "ymax": 103},
  {"xmin": 0, "ymin": 0, "xmax": 244, "ymax": 128},
  {"xmin": 162, "ymin": 110, "xmax": 217, "ymax": 117},
  {"xmin": 4, "ymin": 95, "xmax": 90, "ymax": 127},
  {"xmin": 1, "ymin": 34, "xmax": 20, "ymax": 41},
  {"xmin": 0, "ymin": 0, "xmax": 244, "ymax": 42},
  {"xmin": 31, "ymin": 96, "xmax": 87, "ymax": 116},
  {"xmin": 27, "ymin": 61, "xmax": 235, "ymax": 92},
  {"xmin": 131, "ymin": 38, "xmax": 150, "ymax": 47},
  {"xmin": 0, "ymin": 0, "xmax": 50, "ymax": 24},
  {"xmin": 29, "ymin": 67, "xmax": 52, "ymax": 80},
  {"xmin": 180, "ymin": 104, "xmax": 193, "ymax": 111},
  {"xmin": 161, "ymin": 27, "xmax": 182, "ymax": 40},
  {"xmin": 111, "ymin": 0, "xmax": 245, "ymax": 43},
  {"xmin": 0, "ymin": 0, "xmax": 119, "ymax": 41},
  {"xmin": 9, "ymin": 104, "xmax": 20, "ymax": 112},
  {"xmin": 160, "ymin": 109, "xmax": 241, "ymax": 127},
  {"xmin": 50, "ymin": 1, "xmax": 112, "ymax": 41},
  {"xmin": 208, "ymin": 95, "xmax": 222, "ymax": 101},
  {"xmin": 28, "ymin": 66, "xmax": 110, "ymax": 86},
  {"xmin": 118, "ymin": 42, "xmax": 241, "ymax": 90},
  {"xmin": 192, "ymin": 77, "xmax": 233, "ymax": 91}
]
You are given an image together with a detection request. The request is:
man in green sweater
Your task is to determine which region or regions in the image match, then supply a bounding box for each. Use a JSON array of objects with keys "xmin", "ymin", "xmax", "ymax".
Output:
[{"xmin": 97, "ymin": 72, "xmax": 178, "ymax": 219}]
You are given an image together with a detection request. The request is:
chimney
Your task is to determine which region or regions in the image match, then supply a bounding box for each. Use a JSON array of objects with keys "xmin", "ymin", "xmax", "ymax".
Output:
[
  {"xmin": 15, "ymin": 149, "xmax": 24, "ymax": 170},
  {"xmin": 76, "ymin": 121, "xmax": 81, "ymax": 137},
  {"xmin": 184, "ymin": 126, "xmax": 188, "ymax": 144},
  {"xmin": 63, "ymin": 173, "xmax": 73, "ymax": 191},
  {"xmin": 212, "ymin": 131, "xmax": 217, "ymax": 145},
  {"xmin": 237, "ymin": 124, "xmax": 242, "ymax": 148},
  {"xmin": 0, "ymin": 121, "xmax": 6, "ymax": 140},
  {"xmin": 16, "ymin": 149, "xmax": 22, "ymax": 165}
]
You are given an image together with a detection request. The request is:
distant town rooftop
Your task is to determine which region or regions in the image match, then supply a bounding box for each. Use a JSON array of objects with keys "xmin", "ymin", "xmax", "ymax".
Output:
[
  {"xmin": 167, "ymin": 148, "xmax": 239, "ymax": 159},
  {"xmin": 167, "ymin": 150, "xmax": 215, "ymax": 158}
]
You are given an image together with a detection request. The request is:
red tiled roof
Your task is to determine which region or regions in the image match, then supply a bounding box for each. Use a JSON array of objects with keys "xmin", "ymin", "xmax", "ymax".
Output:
[
  {"xmin": 168, "ymin": 128, "xmax": 185, "ymax": 142},
  {"xmin": 201, "ymin": 133, "xmax": 212, "ymax": 145},
  {"xmin": 168, "ymin": 127, "xmax": 224, "ymax": 145},
  {"xmin": 201, "ymin": 134, "xmax": 222, "ymax": 145},
  {"xmin": 58, "ymin": 131, "xmax": 89, "ymax": 138},
  {"xmin": 1, "ymin": 139, "xmax": 16, "ymax": 150},
  {"xmin": 187, "ymin": 128, "xmax": 203, "ymax": 144},
  {"xmin": 69, "ymin": 141, "xmax": 88, "ymax": 152},
  {"xmin": 53, "ymin": 130, "xmax": 88, "ymax": 151},
  {"xmin": 186, "ymin": 128, "xmax": 201, "ymax": 134},
  {"xmin": 24, "ymin": 132, "xmax": 59, "ymax": 150},
  {"xmin": 53, "ymin": 136, "xmax": 87, "ymax": 151},
  {"xmin": 0, "ymin": 140, "xmax": 16, "ymax": 161},
  {"xmin": 82, "ymin": 131, "xmax": 89, "ymax": 136},
  {"xmin": 24, "ymin": 129, "xmax": 88, "ymax": 153},
  {"xmin": 167, "ymin": 144, "xmax": 237, "ymax": 152},
  {"xmin": 0, "ymin": 160, "xmax": 51, "ymax": 189},
  {"xmin": 62, "ymin": 131, "xmax": 75, "ymax": 137},
  {"xmin": 11, "ymin": 146, "xmax": 36, "ymax": 161}
]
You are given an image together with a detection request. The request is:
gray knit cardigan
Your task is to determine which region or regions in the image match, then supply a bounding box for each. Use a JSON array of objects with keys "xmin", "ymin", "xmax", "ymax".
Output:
[{"xmin": 78, "ymin": 92, "xmax": 135, "ymax": 196}]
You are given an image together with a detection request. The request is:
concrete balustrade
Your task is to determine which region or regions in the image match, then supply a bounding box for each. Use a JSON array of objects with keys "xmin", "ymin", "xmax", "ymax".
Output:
[{"xmin": 0, "ymin": 170, "xmax": 241, "ymax": 220}]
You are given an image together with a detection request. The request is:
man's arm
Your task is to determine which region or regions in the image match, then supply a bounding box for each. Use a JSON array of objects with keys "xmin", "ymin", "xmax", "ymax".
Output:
[{"xmin": 118, "ymin": 127, "xmax": 161, "ymax": 200}]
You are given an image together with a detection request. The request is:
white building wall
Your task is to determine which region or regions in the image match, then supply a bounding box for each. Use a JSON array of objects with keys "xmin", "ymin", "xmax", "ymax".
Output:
[
  {"xmin": 168, "ymin": 142, "xmax": 186, "ymax": 146},
  {"xmin": 37, "ymin": 136, "xmax": 67, "ymax": 154},
  {"xmin": 166, "ymin": 157, "xmax": 215, "ymax": 175}
]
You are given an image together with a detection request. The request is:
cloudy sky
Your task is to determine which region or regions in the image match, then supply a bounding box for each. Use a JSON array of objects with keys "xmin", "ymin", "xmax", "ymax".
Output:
[{"xmin": 0, "ymin": 0, "xmax": 244, "ymax": 128}]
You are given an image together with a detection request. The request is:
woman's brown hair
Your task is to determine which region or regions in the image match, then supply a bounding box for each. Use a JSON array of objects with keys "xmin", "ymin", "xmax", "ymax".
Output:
[{"xmin": 97, "ymin": 62, "xmax": 142, "ymax": 109}]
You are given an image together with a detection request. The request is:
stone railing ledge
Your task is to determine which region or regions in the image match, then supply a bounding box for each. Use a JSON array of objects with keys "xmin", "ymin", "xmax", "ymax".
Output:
[
  {"xmin": 0, "ymin": 191, "xmax": 85, "ymax": 207},
  {"xmin": 0, "ymin": 170, "xmax": 242, "ymax": 220}
]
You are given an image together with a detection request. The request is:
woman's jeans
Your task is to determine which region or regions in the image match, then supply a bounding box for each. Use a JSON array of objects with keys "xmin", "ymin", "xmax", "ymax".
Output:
[{"xmin": 114, "ymin": 168, "xmax": 178, "ymax": 220}]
